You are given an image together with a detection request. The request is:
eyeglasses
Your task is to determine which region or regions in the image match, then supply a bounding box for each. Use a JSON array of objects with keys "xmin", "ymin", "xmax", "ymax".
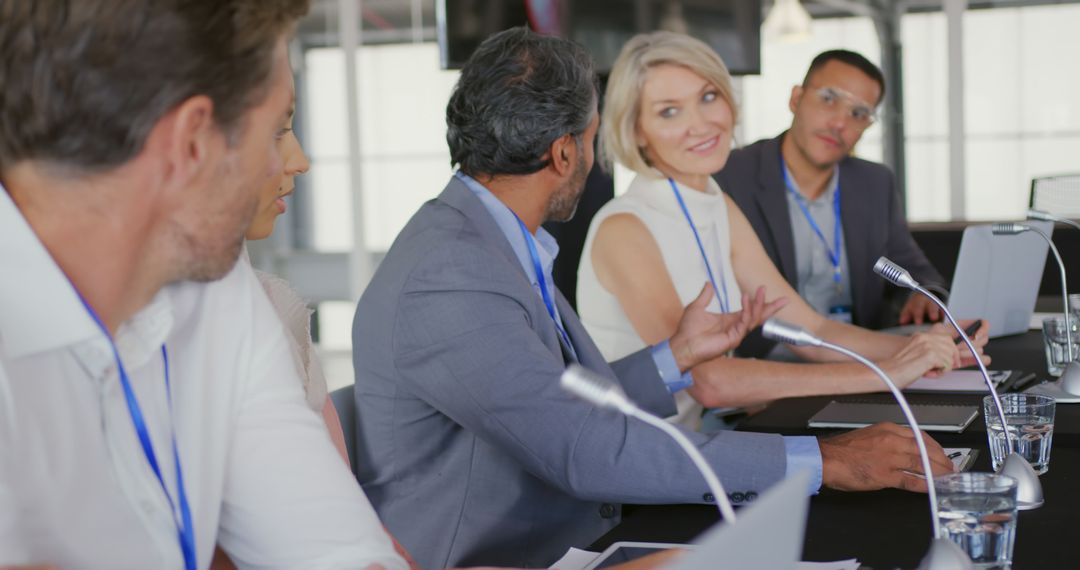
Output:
[{"xmin": 806, "ymin": 86, "xmax": 878, "ymax": 127}]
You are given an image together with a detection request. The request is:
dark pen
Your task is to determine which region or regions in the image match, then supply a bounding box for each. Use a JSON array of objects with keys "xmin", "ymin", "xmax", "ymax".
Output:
[
  {"xmin": 1011, "ymin": 373, "xmax": 1040, "ymax": 392},
  {"xmin": 955, "ymin": 319, "xmax": 983, "ymax": 345}
]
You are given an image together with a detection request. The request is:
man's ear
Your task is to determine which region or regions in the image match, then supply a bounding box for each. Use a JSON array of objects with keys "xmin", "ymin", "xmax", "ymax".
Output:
[
  {"xmin": 149, "ymin": 95, "xmax": 219, "ymax": 190},
  {"xmin": 548, "ymin": 132, "xmax": 576, "ymax": 177},
  {"xmin": 789, "ymin": 85, "xmax": 802, "ymax": 114}
]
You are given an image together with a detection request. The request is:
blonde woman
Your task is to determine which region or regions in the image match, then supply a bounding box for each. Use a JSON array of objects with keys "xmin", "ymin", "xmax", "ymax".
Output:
[{"xmin": 577, "ymin": 31, "xmax": 987, "ymax": 427}]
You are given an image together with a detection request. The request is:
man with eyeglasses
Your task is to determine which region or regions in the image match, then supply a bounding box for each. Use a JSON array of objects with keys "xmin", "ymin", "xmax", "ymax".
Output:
[{"xmin": 715, "ymin": 50, "xmax": 946, "ymax": 357}]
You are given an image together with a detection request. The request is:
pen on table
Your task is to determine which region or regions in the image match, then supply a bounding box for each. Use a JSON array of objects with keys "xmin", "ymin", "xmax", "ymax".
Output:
[
  {"xmin": 955, "ymin": 319, "xmax": 983, "ymax": 345},
  {"xmin": 947, "ymin": 451, "xmax": 963, "ymax": 460},
  {"xmin": 1011, "ymin": 372, "xmax": 1040, "ymax": 392}
]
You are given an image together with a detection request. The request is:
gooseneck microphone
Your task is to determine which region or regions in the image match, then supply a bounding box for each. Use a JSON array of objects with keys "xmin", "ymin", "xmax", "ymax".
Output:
[
  {"xmin": 1027, "ymin": 208, "xmax": 1080, "ymax": 232},
  {"xmin": 993, "ymin": 222, "xmax": 1080, "ymax": 395},
  {"xmin": 560, "ymin": 364, "xmax": 736, "ymax": 522},
  {"xmin": 762, "ymin": 319, "xmax": 972, "ymax": 570},
  {"xmin": 874, "ymin": 256, "xmax": 1044, "ymax": 510}
]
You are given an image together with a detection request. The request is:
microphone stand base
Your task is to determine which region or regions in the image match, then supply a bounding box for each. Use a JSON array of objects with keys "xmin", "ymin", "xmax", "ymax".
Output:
[
  {"xmin": 1000, "ymin": 452, "xmax": 1045, "ymax": 510},
  {"xmin": 1026, "ymin": 378, "xmax": 1080, "ymax": 403},
  {"xmin": 1057, "ymin": 360, "xmax": 1080, "ymax": 396},
  {"xmin": 918, "ymin": 537, "xmax": 974, "ymax": 570}
]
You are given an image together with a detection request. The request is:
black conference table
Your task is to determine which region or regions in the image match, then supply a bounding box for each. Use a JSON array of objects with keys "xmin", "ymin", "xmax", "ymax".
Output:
[{"xmin": 590, "ymin": 331, "xmax": 1080, "ymax": 569}]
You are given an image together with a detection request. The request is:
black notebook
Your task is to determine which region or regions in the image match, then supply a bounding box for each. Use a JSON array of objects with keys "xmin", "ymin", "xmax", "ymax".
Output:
[{"xmin": 807, "ymin": 400, "xmax": 979, "ymax": 433}]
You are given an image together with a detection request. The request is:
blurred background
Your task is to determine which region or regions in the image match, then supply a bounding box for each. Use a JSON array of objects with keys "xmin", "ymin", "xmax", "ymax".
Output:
[{"xmin": 246, "ymin": 0, "xmax": 1080, "ymax": 389}]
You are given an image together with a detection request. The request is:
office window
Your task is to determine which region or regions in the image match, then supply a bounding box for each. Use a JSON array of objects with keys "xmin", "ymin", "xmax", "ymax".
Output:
[
  {"xmin": 304, "ymin": 44, "xmax": 459, "ymax": 253},
  {"xmin": 962, "ymin": 5, "xmax": 1080, "ymax": 220},
  {"xmin": 295, "ymin": 3, "xmax": 1080, "ymax": 388},
  {"xmin": 302, "ymin": 43, "xmax": 458, "ymax": 377},
  {"xmin": 735, "ymin": 4, "xmax": 1080, "ymax": 222}
]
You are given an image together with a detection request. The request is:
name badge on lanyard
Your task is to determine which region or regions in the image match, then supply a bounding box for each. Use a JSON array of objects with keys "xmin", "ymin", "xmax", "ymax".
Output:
[
  {"xmin": 780, "ymin": 159, "xmax": 844, "ymax": 297},
  {"xmin": 828, "ymin": 304, "xmax": 853, "ymax": 323}
]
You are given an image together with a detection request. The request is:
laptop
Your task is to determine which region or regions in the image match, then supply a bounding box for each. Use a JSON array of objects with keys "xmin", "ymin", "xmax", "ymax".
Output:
[
  {"xmin": 668, "ymin": 470, "xmax": 810, "ymax": 570},
  {"xmin": 580, "ymin": 472, "xmax": 811, "ymax": 570},
  {"xmin": 947, "ymin": 220, "xmax": 1053, "ymax": 338}
]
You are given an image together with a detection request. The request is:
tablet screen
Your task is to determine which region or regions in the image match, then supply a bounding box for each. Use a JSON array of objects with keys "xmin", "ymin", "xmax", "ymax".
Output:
[{"xmin": 583, "ymin": 543, "xmax": 690, "ymax": 570}]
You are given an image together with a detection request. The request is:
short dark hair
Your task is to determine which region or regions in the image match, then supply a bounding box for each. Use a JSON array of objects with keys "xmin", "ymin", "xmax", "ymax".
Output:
[
  {"xmin": 446, "ymin": 27, "xmax": 599, "ymax": 177},
  {"xmin": 0, "ymin": 0, "xmax": 310, "ymax": 174},
  {"xmin": 802, "ymin": 49, "xmax": 886, "ymax": 104}
]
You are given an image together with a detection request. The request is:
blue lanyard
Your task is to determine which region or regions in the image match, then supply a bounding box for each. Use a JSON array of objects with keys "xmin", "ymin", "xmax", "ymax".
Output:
[
  {"xmin": 512, "ymin": 215, "xmax": 577, "ymax": 362},
  {"xmin": 780, "ymin": 163, "xmax": 843, "ymax": 286},
  {"xmin": 667, "ymin": 178, "xmax": 731, "ymax": 313},
  {"xmin": 75, "ymin": 295, "xmax": 196, "ymax": 570}
]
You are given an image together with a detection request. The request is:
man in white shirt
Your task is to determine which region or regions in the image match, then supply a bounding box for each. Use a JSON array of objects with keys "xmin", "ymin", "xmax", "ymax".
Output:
[{"xmin": 0, "ymin": 2, "xmax": 405, "ymax": 569}]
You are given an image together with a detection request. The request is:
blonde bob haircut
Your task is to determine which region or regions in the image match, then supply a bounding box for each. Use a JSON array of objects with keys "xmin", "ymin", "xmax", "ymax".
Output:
[{"xmin": 600, "ymin": 31, "xmax": 738, "ymax": 177}]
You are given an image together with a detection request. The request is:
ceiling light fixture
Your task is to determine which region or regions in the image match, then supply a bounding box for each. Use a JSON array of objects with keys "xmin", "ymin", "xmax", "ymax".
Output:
[{"xmin": 763, "ymin": 0, "xmax": 813, "ymax": 43}]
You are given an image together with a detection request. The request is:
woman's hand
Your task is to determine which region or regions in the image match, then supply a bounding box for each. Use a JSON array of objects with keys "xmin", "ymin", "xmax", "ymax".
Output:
[
  {"xmin": 879, "ymin": 332, "xmax": 961, "ymax": 387},
  {"xmin": 669, "ymin": 284, "xmax": 786, "ymax": 371}
]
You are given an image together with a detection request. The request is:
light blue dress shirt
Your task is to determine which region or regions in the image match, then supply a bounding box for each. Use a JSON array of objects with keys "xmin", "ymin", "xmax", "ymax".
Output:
[
  {"xmin": 456, "ymin": 171, "xmax": 822, "ymax": 493},
  {"xmin": 782, "ymin": 165, "xmax": 854, "ymax": 321}
]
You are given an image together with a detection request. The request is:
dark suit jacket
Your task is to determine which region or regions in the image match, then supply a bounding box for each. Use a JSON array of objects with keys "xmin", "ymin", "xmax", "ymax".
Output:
[{"xmin": 715, "ymin": 133, "xmax": 945, "ymax": 355}]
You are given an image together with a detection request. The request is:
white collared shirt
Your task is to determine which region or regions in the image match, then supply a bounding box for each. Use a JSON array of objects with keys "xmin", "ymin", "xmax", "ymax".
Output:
[{"xmin": 0, "ymin": 187, "xmax": 405, "ymax": 570}]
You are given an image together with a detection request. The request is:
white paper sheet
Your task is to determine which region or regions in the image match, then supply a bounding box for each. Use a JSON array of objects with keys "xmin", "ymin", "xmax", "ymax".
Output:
[
  {"xmin": 549, "ymin": 547, "xmax": 861, "ymax": 570},
  {"xmin": 796, "ymin": 560, "xmax": 861, "ymax": 570},
  {"xmin": 905, "ymin": 370, "xmax": 1011, "ymax": 392},
  {"xmin": 945, "ymin": 447, "xmax": 976, "ymax": 472},
  {"xmin": 549, "ymin": 547, "xmax": 599, "ymax": 570}
]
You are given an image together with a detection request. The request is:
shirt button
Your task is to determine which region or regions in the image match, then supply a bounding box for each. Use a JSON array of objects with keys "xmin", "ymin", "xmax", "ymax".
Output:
[
  {"xmin": 702, "ymin": 492, "xmax": 715, "ymax": 503},
  {"xmin": 730, "ymin": 492, "xmax": 746, "ymax": 503},
  {"xmin": 745, "ymin": 491, "xmax": 759, "ymax": 503},
  {"xmin": 598, "ymin": 503, "xmax": 617, "ymax": 518}
]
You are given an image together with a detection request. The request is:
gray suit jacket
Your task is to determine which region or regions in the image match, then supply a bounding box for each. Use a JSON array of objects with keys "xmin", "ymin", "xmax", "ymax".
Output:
[
  {"xmin": 352, "ymin": 177, "xmax": 790, "ymax": 569},
  {"xmin": 715, "ymin": 134, "xmax": 945, "ymax": 356}
]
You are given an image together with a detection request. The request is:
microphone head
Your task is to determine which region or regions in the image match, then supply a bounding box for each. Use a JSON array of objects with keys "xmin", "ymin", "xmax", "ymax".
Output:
[
  {"xmin": 873, "ymin": 257, "xmax": 918, "ymax": 289},
  {"xmin": 991, "ymin": 222, "xmax": 1029, "ymax": 235},
  {"xmin": 762, "ymin": 318, "xmax": 822, "ymax": 347},
  {"xmin": 560, "ymin": 364, "xmax": 631, "ymax": 411},
  {"xmin": 1027, "ymin": 209, "xmax": 1056, "ymax": 222}
]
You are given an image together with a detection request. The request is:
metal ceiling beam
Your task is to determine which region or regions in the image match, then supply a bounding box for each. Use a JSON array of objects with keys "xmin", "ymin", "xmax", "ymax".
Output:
[{"xmin": 870, "ymin": 0, "xmax": 909, "ymax": 210}]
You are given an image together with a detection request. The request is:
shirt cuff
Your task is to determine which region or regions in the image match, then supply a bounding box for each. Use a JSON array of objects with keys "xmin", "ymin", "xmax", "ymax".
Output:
[
  {"xmin": 650, "ymin": 340, "xmax": 694, "ymax": 394},
  {"xmin": 783, "ymin": 436, "xmax": 823, "ymax": 495}
]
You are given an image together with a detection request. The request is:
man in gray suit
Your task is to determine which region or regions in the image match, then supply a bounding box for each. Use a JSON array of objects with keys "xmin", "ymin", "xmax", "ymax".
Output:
[
  {"xmin": 353, "ymin": 30, "xmax": 953, "ymax": 569},
  {"xmin": 716, "ymin": 50, "xmax": 946, "ymax": 346}
]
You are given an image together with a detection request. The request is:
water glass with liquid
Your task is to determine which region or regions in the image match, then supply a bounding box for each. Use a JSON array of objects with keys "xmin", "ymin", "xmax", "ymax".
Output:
[{"xmin": 935, "ymin": 472, "xmax": 1018, "ymax": 569}]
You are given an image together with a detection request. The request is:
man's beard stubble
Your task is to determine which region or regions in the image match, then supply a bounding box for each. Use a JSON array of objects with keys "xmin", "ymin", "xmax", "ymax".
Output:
[
  {"xmin": 545, "ymin": 147, "xmax": 589, "ymax": 223},
  {"xmin": 176, "ymin": 158, "xmax": 260, "ymax": 283}
]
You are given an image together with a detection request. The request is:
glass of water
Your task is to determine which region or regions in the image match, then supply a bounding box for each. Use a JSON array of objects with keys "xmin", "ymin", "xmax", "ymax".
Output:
[
  {"xmin": 935, "ymin": 472, "xmax": 1018, "ymax": 569},
  {"xmin": 983, "ymin": 393, "xmax": 1055, "ymax": 474},
  {"xmin": 1066, "ymin": 293, "xmax": 1080, "ymax": 323},
  {"xmin": 1041, "ymin": 316, "xmax": 1078, "ymax": 376}
]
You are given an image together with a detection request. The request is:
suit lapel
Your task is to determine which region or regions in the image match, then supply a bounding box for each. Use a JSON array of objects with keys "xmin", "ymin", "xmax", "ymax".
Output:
[
  {"xmin": 756, "ymin": 134, "xmax": 799, "ymax": 284},
  {"xmin": 438, "ymin": 177, "xmax": 585, "ymax": 365},
  {"xmin": 554, "ymin": 290, "xmax": 611, "ymax": 371},
  {"xmin": 838, "ymin": 159, "xmax": 870, "ymax": 321}
]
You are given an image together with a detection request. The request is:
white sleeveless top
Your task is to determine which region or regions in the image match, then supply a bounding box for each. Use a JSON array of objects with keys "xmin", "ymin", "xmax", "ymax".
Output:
[
  {"xmin": 578, "ymin": 173, "xmax": 742, "ymax": 428},
  {"xmin": 242, "ymin": 248, "xmax": 328, "ymax": 413}
]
